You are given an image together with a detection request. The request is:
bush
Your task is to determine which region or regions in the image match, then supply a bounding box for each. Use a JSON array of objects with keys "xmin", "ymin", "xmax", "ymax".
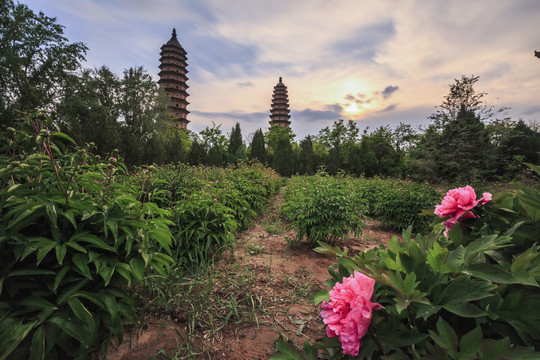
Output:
[
  {"xmin": 0, "ymin": 111, "xmax": 173, "ymax": 359},
  {"xmin": 273, "ymin": 170, "xmax": 540, "ymax": 359},
  {"xmin": 126, "ymin": 161, "xmax": 283, "ymax": 267},
  {"xmin": 282, "ymin": 173, "xmax": 367, "ymax": 247},
  {"xmin": 354, "ymin": 178, "xmax": 441, "ymax": 233}
]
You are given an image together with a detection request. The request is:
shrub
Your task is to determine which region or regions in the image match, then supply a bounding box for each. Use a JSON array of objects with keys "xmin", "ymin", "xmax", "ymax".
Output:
[
  {"xmin": 353, "ymin": 178, "xmax": 441, "ymax": 233},
  {"xmin": 0, "ymin": 110, "xmax": 173, "ymax": 359},
  {"xmin": 170, "ymin": 192, "xmax": 238, "ymax": 267},
  {"xmin": 282, "ymin": 173, "xmax": 366, "ymax": 247},
  {"xmin": 273, "ymin": 172, "xmax": 540, "ymax": 359}
]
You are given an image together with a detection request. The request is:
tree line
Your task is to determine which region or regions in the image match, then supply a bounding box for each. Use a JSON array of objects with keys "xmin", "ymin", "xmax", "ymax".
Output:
[{"xmin": 2, "ymin": 0, "xmax": 539, "ymax": 183}]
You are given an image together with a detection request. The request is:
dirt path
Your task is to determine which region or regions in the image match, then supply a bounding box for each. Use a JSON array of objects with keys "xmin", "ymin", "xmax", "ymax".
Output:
[{"xmin": 106, "ymin": 191, "xmax": 397, "ymax": 360}]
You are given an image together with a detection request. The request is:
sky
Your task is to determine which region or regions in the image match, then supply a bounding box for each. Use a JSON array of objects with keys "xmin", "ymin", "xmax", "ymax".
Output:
[{"xmin": 23, "ymin": 0, "xmax": 540, "ymax": 140}]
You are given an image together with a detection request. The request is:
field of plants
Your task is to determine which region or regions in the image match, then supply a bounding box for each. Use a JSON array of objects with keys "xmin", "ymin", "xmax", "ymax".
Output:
[{"xmin": 1, "ymin": 109, "xmax": 539, "ymax": 359}]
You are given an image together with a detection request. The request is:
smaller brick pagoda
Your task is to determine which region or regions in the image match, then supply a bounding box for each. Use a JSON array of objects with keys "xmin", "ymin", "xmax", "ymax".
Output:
[{"xmin": 269, "ymin": 77, "xmax": 291, "ymax": 127}]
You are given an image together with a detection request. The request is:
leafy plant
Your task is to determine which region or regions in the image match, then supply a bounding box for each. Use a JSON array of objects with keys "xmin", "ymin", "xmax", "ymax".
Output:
[
  {"xmin": 0, "ymin": 110, "xmax": 173, "ymax": 359},
  {"xmin": 282, "ymin": 173, "xmax": 366, "ymax": 247},
  {"xmin": 273, "ymin": 172, "xmax": 540, "ymax": 359}
]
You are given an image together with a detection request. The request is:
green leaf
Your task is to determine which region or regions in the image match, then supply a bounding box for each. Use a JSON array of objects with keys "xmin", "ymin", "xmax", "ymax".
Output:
[
  {"xmin": 68, "ymin": 297, "xmax": 93, "ymax": 323},
  {"xmin": 55, "ymin": 244, "xmax": 67, "ymax": 265},
  {"xmin": 29, "ymin": 325, "xmax": 45, "ymax": 360},
  {"xmin": 458, "ymin": 326, "xmax": 482, "ymax": 358},
  {"xmin": 447, "ymin": 246, "xmax": 466, "ymax": 272},
  {"xmin": 53, "ymin": 266, "xmax": 70, "ymax": 292},
  {"xmin": 130, "ymin": 257, "xmax": 145, "ymax": 282},
  {"xmin": 51, "ymin": 131, "xmax": 77, "ymax": 145},
  {"xmin": 270, "ymin": 342, "xmax": 307, "ymax": 359},
  {"xmin": 48, "ymin": 314, "xmax": 88, "ymax": 345},
  {"xmin": 464, "ymin": 263, "xmax": 516, "ymax": 284},
  {"xmin": 148, "ymin": 229, "xmax": 172, "ymax": 253},
  {"xmin": 72, "ymin": 253, "xmax": 92, "ymax": 280},
  {"xmin": 0, "ymin": 320, "xmax": 37, "ymax": 360},
  {"xmin": 443, "ymin": 302, "xmax": 487, "ymax": 318},
  {"xmin": 312, "ymin": 290, "xmax": 329, "ymax": 305},
  {"xmin": 74, "ymin": 233, "xmax": 117, "ymax": 253},
  {"xmin": 36, "ymin": 240, "xmax": 57, "ymax": 266},
  {"xmin": 429, "ymin": 318, "xmax": 458, "ymax": 357}
]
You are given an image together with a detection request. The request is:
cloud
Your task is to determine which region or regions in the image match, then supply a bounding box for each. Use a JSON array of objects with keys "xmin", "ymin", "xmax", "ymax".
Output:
[
  {"xmin": 331, "ymin": 20, "xmax": 396, "ymax": 62},
  {"xmin": 344, "ymin": 94, "xmax": 355, "ymax": 101},
  {"xmin": 380, "ymin": 85, "xmax": 399, "ymax": 99},
  {"xmin": 237, "ymin": 81, "xmax": 253, "ymax": 87},
  {"xmin": 191, "ymin": 110, "xmax": 267, "ymax": 123},
  {"xmin": 325, "ymin": 103, "xmax": 344, "ymax": 112},
  {"xmin": 377, "ymin": 104, "xmax": 398, "ymax": 113},
  {"xmin": 523, "ymin": 105, "xmax": 540, "ymax": 116},
  {"xmin": 292, "ymin": 108, "xmax": 342, "ymax": 123}
]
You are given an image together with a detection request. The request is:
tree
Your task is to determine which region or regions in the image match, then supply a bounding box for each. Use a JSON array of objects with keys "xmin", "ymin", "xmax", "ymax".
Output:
[
  {"xmin": 410, "ymin": 75, "xmax": 499, "ymax": 182},
  {"xmin": 60, "ymin": 66, "xmax": 121, "ymax": 156},
  {"xmin": 266, "ymin": 125, "xmax": 295, "ymax": 176},
  {"xmin": 227, "ymin": 122, "xmax": 245, "ymax": 165},
  {"xmin": 249, "ymin": 128, "xmax": 266, "ymax": 164},
  {"xmin": 359, "ymin": 127, "xmax": 399, "ymax": 177},
  {"xmin": 188, "ymin": 137, "xmax": 206, "ymax": 165},
  {"xmin": 497, "ymin": 120, "xmax": 540, "ymax": 177},
  {"xmin": 60, "ymin": 66, "xmax": 172, "ymax": 166},
  {"xmin": 297, "ymin": 135, "xmax": 319, "ymax": 175},
  {"xmin": 429, "ymin": 75, "xmax": 506, "ymax": 129},
  {"xmin": 318, "ymin": 119, "xmax": 359, "ymax": 174},
  {"xmin": 200, "ymin": 122, "xmax": 227, "ymax": 167},
  {"xmin": 0, "ymin": 0, "xmax": 88, "ymax": 127}
]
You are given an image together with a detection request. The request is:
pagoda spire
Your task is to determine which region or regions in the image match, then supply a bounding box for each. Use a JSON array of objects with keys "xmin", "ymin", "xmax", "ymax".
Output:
[
  {"xmin": 269, "ymin": 77, "xmax": 291, "ymax": 127},
  {"xmin": 158, "ymin": 28, "xmax": 190, "ymax": 129}
]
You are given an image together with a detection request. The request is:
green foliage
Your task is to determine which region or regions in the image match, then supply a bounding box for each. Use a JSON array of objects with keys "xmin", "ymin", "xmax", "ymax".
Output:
[
  {"xmin": 170, "ymin": 192, "xmax": 238, "ymax": 267},
  {"xmin": 354, "ymin": 178, "xmax": 441, "ymax": 233},
  {"xmin": 409, "ymin": 75, "xmax": 502, "ymax": 183},
  {"xmin": 0, "ymin": 110, "xmax": 173, "ymax": 359},
  {"xmin": 60, "ymin": 65, "xmax": 177, "ymax": 166},
  {"xmin": 0, "ymin": 0, "xmax": 88, "ymax": 127},
  {"xmin": 276, "ymin": 168, "xmax": 540, "ymax": 359},
  {"xmin": 227, "ymin": 122, "xmax": 245, "ymax": 165},
  {"xmin": 282, "ymin": 173, "xmax": 366, "ymax": 247},
  {"xmin": 124, "ymin": 162, "xmax": 283, "ymax": 267},
  {"xmin": 267, "ymin": 125, "xmax": 295, "ymax": 176},
  {"xmin": 249, "ymin": 128, "xmax": 267, "ymax": 164}
]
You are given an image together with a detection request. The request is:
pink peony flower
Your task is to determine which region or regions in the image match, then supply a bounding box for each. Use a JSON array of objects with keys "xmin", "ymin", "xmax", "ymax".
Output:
[
  {"xmin": 435, "ymin": 186, "xmax": 492, "ymax": 237},
  {"xmin": 320, "ymin": 271, "xmax": 381, "ymax": 356},
  {"xmin": 481, "ymin": 192, "xmax": 492, "ymax": 205},
  {"xmin": 434, "ymin": 185, "xmax": 479, "ymax": 220}
]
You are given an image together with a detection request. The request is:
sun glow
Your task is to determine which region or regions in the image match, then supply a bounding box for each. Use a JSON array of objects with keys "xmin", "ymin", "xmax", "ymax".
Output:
[{"xmin": 345, "ymin": 103, "xmax": 361, "ymax": 114}]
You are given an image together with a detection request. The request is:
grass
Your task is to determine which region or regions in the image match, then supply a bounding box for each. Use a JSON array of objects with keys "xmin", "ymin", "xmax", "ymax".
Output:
[
  {"xmin": 245, "ymin": 243, "xmax": 266, "ymax": 255},
  {"xmin": 134, "ymin": 259, "xmax": 280, "ymax": 358}
]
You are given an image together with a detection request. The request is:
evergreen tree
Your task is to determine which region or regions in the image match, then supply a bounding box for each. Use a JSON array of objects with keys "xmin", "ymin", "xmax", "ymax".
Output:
[
  {"xmin": 298, "ymin": 135, "xmax": 318, "ymax": 175},
  {"xmin": 266, "ymin": 125, "xmax": 295, "ymax": 176},
  {"xmin": 188, "ymin": 138, "xmax": 206, "ymax": 165},
  {"xmin": 227, "ymin": 122, "xmax": 244, "ymax": 165},
  {"xmin": 497, "ymin": 120, "xmax": 540, "ymax": 177},
  {"xmin": 249, "ymin": 128, "xmax": 267, "ymax": 164},
  {"xmin": 410, "ymin": 75, "xmax": 501, "ymax": 182},
  {"xmin": 273, "ymin": 135, "xmax": 295, "ymax": 176}
]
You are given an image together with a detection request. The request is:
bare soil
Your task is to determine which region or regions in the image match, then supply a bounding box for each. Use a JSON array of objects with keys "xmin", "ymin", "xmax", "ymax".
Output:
[{"xmin": 106, "ymin": 192, "xmax": 398, "ymax": 360}]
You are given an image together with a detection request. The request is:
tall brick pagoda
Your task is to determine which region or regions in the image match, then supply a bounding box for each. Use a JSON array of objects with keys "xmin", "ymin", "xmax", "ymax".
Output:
[
  {"xmin": 158, "ymin": 28, "xmax": 189, "ymax": 128},
  {"xmin": 269, "ymin": 77, "xmax": 291, "ymax": 127}
]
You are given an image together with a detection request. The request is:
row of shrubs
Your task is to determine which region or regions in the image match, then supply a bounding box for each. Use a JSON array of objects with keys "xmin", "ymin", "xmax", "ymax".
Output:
[
  {"xmin": 274, "ymin": 167, "xmax": 540, "ymax": 358},
  {"xmin": 0, "ymin": 110, "xmax": 282, "ymax": 359},
  {"xmin": 281, "ymin": 172, "xmax": 442, "ymax": 247},
  {"xmin": 127, "ymin": 163, "xmax": 283, "ymax": 267}
]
